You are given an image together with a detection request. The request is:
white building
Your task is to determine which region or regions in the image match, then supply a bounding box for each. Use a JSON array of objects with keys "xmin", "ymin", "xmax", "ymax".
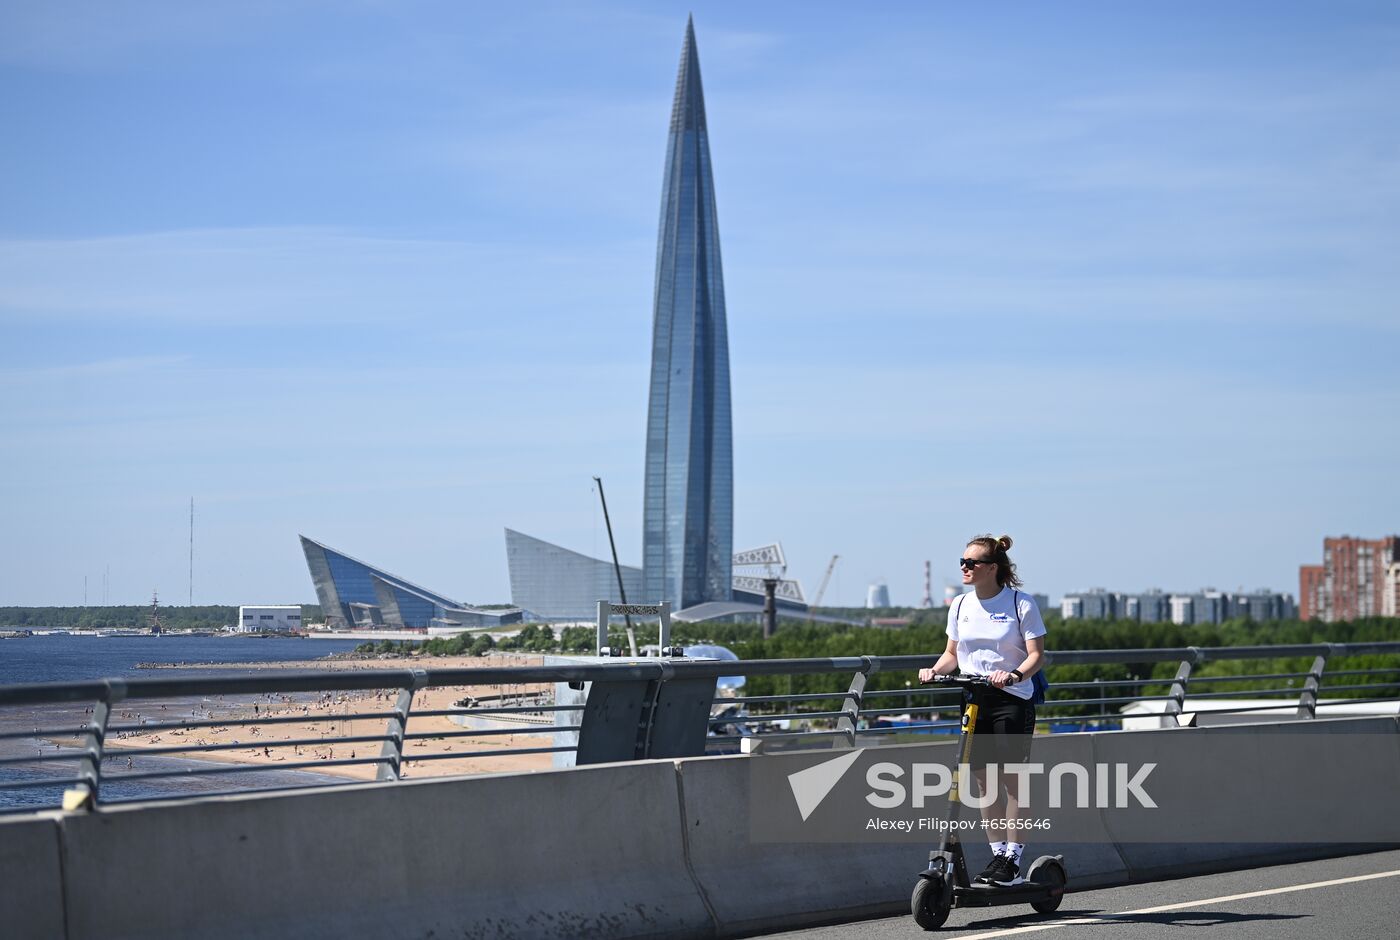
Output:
[
  {"xmin": 866, "ymin": 582, "xmax": 890, "ymax": 608},
  {"xmin": 1385, "ymin": 562, "xmax": 1400, "ymax": 618},
  {"xmin": 237, "ymin": 605, "xmax": 303, "ymax": 633}
]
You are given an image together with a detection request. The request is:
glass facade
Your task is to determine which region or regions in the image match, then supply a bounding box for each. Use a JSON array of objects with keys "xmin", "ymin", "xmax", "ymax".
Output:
[
  {"xmin": 505, "ymin": 529, "xmax": 645, "ymax": 621},
  {"xmin": 643, "ymin": 19, "xmax": 734, "ymax": 611},
  {"xmin": 300, "ymin": 535, "xmax": 521, "ymax": 629}
]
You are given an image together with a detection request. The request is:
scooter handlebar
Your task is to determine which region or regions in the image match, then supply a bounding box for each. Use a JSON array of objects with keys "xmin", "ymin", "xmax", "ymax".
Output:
[{"xmin": 922, "ymin": 674, "xmax": 992, "ymax": 687}]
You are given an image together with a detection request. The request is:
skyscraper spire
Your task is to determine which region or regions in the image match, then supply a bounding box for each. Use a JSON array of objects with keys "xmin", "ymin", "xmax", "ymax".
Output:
[{"xmin": 642, "ymin": 19, "xmax": 733, "ymax": 611}]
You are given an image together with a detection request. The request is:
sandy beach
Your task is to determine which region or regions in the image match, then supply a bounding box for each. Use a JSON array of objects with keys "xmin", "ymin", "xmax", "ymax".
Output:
[{"xmin": 98, "ymin": 653, "xmax": 559, "ymax": 781}]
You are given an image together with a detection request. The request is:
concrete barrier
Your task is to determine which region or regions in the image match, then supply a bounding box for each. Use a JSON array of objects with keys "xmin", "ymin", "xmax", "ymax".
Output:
[
  {"xmin": 6, "ymin": 715, "xmax": 1399, "ymax": 939},
  {"xmin": 1092, "ymin": 716, "xmax": 1400, "ymax": 880},
  {"xmin": 677, "ymin": 731, "xmax": 1133, "ymax": 936},
  {"xmin": 974, "ymin": 729, "xmax": 1132, "ymax": 890},
  {"xmin": 844, "ymin": 731, "xmax": 1134, "ymax": 890},
  {"xmin": 59, "ymin": 760, "xmax": 713, "ymax": 940},
  {"xmin": 0, "ymin": 812, "xmax": 66, "ymax": 940},
  {"xmin": 677, "ymin": 749, "xmax": 912, "ymax": 935}
]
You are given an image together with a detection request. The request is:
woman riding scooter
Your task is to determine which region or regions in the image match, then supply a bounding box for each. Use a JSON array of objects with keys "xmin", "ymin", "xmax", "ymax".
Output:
[{"xmin": 918, "ymin": 534, "xmax": 1046, "ymax": 885}]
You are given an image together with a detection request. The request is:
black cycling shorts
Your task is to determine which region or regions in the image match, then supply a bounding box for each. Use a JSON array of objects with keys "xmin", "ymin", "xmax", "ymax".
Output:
[{"xmin": 960, "ymin": 687, "xmax": 1035, "ymax": 769}]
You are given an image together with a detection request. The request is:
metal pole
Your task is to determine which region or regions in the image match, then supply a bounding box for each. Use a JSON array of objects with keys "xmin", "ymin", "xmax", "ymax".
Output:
[
  {"xmin": 762, "ymin": 578, "xmax": 778, "ymax": 639},
  {"xmin": 593, "ymin": 477, "xmax": 638, "ymax": 656}
]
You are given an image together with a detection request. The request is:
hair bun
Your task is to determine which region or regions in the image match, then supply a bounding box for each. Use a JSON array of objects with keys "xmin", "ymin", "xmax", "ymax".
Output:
[{"xmin": 997, "ymin": 535, "xmax": 1013, "ymax": 552}]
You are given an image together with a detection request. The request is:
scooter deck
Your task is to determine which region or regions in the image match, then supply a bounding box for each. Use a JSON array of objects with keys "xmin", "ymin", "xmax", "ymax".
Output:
[{"xmin": 953, "ymin": 881, "xmax": 1056, "ymax": 908}]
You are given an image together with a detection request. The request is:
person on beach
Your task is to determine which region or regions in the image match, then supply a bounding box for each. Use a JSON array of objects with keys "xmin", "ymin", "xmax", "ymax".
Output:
[{"xmin": 918, "ymin": 534, "xmax": 1046, "ymax": 886}]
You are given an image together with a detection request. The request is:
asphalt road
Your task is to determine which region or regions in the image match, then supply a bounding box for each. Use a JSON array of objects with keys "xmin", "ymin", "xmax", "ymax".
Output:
[{"xmin": 754, "ymin": 848, "xmax": 1400, "ymax": 940}]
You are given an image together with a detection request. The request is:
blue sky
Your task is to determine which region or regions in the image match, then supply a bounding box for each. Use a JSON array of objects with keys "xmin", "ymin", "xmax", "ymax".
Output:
[{"xmin": 2, "ymin": 1, "xmax": 1397, "ymax": 609}]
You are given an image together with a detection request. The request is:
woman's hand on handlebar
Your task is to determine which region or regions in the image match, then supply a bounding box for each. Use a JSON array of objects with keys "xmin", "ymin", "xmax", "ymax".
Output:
[
  {"xmin": 988, "ymin": 669, "xmax": 1014, "ymax": 689},
  {"xmin": 918, "ymin": 667, "xmax": 938, "ymax": 684}
]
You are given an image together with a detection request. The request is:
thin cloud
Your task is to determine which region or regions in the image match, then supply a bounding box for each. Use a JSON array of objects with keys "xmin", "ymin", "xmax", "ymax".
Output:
[
  {"xmin": 1, "ymin": 355, "xmax": 192, "ymax": 381},
  {"xmin": 0, "ymin": 1, "xmax": 293, "ymax": 70},
  {"xmin": 0, "ymin": 227, "xmax": 642, "ymax": 325}
]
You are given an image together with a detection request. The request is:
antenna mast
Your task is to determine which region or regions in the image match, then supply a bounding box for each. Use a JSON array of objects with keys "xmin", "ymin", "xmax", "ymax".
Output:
[
  {"xmin": 188, "ymin": 497, "xmax": 194, "ymax": 607},
  {"xmin": 593, "ymin": 477, "xmax": 638, "ymax": 656}
]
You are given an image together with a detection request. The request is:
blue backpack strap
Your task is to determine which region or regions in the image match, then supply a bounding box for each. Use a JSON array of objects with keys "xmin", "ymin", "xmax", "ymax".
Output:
[{"xmin": 1013, "ymin": 589, "xmax": 1048, "ymax": 704}]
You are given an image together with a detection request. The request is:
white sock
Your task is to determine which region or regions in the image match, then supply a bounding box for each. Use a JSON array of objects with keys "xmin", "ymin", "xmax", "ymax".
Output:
[
  {"xmin": 990, "ymin": 840, "xmax": 1007, "ymax": 857},
  {"xmin": 1006, "ymin": 841, "xmax": 1025, "ymax": 863}
]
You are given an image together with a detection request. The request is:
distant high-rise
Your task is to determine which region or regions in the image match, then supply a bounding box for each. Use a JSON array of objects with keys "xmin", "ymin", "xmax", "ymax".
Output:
[
  {"xmin": 1300, "ymin": 535, "xmax": 1400, "ymax": 621},
  {"xmin": 642, "ymin": 18, "xmax": 734, "ymax": 611}
]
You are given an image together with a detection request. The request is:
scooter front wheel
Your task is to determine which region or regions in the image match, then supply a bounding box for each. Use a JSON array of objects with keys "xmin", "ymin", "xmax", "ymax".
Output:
[{"xmin": 912, "ymin": 875, "xmax": 950, "ymax": 930}]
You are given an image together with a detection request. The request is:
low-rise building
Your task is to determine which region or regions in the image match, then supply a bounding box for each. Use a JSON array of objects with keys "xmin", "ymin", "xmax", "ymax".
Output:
[
  {"xmin": 1062, "ymin": 588, "xmax": 1296, "ymax": 624},
  {"xmin": 1061, "ymin": 589, "xmax": 1115, "ymax": 620},
  {"xmin": 237, "ymin": 606, "xmax": 303, "ymax": 633}
]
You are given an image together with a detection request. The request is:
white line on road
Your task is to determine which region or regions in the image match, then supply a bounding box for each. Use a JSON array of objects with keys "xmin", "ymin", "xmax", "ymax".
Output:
[{"xmin": 952, "ymin": 868, "xmax": 1400, "ymax": 939}]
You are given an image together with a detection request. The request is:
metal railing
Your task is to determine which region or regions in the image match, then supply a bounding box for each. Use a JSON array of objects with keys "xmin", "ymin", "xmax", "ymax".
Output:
[{"xmin": 1, "ymin": 642, "xmax": 1397, "ymax": 813}]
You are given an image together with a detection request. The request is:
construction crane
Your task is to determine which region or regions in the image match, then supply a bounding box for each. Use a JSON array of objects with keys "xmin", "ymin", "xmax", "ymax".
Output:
[{"xmin": 812, "ymin": 555, "xmax": 840, "ymax": 608}]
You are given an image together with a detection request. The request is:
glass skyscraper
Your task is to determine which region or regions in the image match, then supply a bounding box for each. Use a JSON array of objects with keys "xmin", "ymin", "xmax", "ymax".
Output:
[
  {"xmin": 306, "ymin": 22, "xmax": 763, "ymax": 624},
  {"xmin": 642, "ymin": 18, "xmax": 734, "ymax": 611},
  {"xmin": 500, "ymin": 20, "xmax": 744, "ymax": 620}
]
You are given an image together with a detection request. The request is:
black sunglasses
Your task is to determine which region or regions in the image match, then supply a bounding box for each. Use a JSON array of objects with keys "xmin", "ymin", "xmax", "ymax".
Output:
[{"xmin": 959, "ymin": 558, "xmax": 993, "ymax": 569}]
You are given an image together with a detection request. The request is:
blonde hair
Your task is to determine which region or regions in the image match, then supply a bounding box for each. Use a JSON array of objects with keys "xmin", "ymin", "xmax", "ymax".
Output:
[{"xmin": 967, "ymin": 534, "xmax": 1022, "ymax": 588}]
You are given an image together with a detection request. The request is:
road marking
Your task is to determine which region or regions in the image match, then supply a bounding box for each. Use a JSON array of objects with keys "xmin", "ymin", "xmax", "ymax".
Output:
[{"xmin": 953, "ymin": 868, "xmax": 1400, "ymax": 939}]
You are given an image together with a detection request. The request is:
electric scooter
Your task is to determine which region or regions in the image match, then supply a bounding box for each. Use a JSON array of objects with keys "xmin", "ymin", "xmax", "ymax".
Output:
[{"xmin": 910, "ymin": 674, "xmax": 1067, "ymax": 930}]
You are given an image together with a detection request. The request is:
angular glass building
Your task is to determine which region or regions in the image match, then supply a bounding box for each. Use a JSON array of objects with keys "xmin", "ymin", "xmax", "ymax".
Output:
[
  {"xmin": 301, "ymin": 536, "xmax": 522, "ymax": 630},
  {"xmin": 642, "ymin": 17, "xmax": 734, "ymax": 611},
  {"xmin": 504, "ymin": 529, "xmax": 644, "ymax": 621}
]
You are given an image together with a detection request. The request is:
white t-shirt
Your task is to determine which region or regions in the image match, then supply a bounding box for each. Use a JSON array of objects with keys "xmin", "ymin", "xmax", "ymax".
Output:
[{"xmin": 946, "ymin": 587, "xmax": 1047, "ymax": 701}]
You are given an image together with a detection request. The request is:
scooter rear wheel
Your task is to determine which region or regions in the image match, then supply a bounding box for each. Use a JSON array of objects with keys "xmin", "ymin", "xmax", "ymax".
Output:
[
  {"xmin": 912, "ymin": 875, "xmax": 950, "ymax": 930},
  {"xmin": 1028, "ymin": 859, "xmax": 1066, "ymax": 914}
]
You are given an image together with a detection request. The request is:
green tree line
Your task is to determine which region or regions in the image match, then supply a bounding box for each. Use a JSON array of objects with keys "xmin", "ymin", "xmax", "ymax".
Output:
[
  {"xmin": 364, "ymin": 615, "xmax": 1400, "ymax": 716},
  {"xmin": 710, "ymin": 616, "xmax": 1400, "ymax": 714}
]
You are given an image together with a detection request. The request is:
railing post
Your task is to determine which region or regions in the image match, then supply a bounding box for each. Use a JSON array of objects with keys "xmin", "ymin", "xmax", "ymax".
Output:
[
  {"xmin": 1164, "ymin": 651, "xmax": 1197, "ymax": 720},
  {"xmin": 1297, "ymin": 653, "xmax": 1328, "ymax": 719},
  {"xmin": 67, "ymin": 679, "xmax": 125, "ymax": 810},
  {"xmin": 596, "ymin": 600, "xmax": 609, "ymax": 656},
  {"xmin": 377, "ymin": 670, "xmax": 428, "ymax": 782},
  {"xmin": 837, "ymin": 658, "xmax": 876, "ymax": 747}
]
